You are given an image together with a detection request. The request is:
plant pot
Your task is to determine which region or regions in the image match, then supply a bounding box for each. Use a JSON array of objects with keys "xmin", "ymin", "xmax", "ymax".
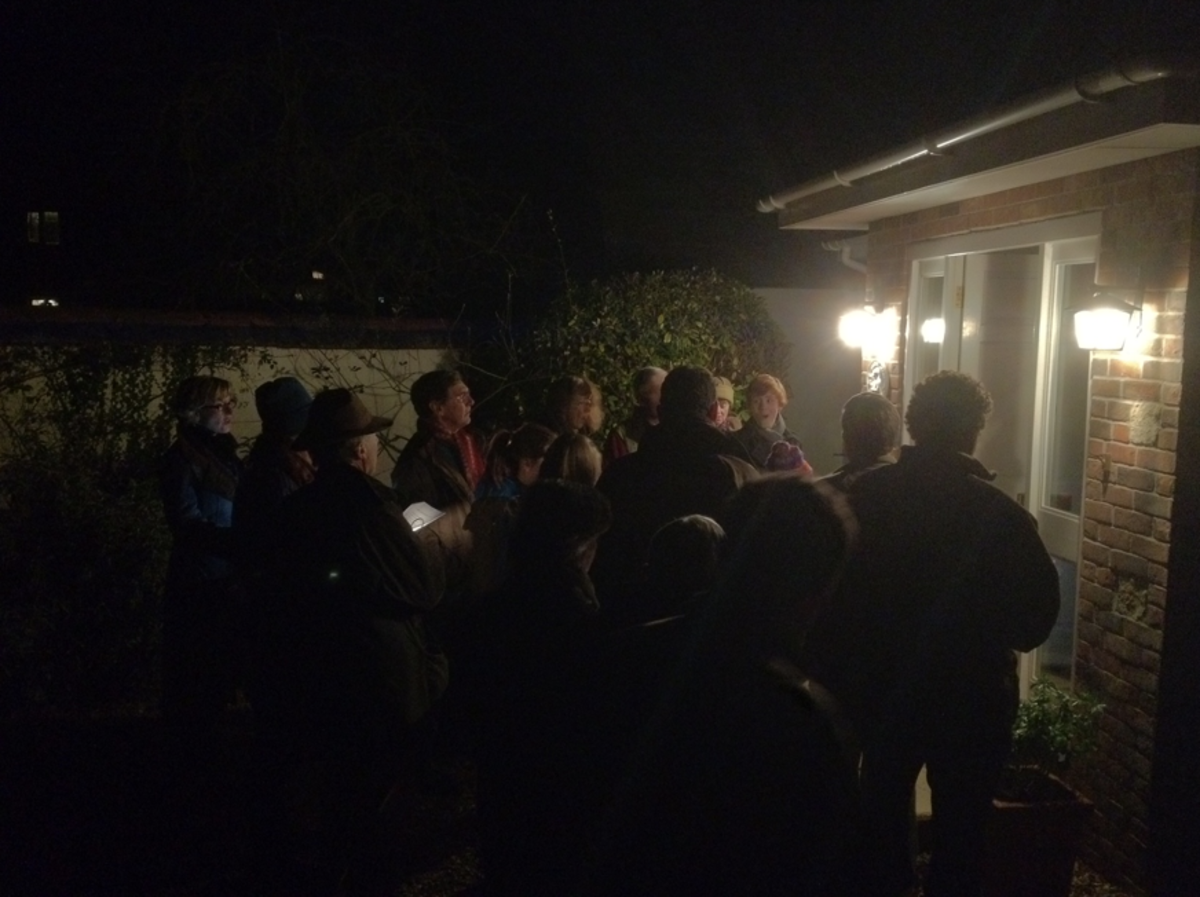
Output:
[{"xmin": 981, "ymin": 774, "xmax": 1093, "ymax": 897}]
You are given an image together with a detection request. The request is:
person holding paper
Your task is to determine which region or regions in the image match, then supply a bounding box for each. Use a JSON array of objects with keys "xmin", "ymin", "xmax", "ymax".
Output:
[
  {"xmin": 255, "ymin": 388, "xmax": 446, "ymax": 893},
  {"xmin": 392, "ymin": 369, "xmax": 484, "ymax": 597}
]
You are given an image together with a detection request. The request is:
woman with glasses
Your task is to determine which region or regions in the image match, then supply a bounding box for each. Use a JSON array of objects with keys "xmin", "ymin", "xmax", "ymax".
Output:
[{"xmin": 158, "ymin": 375, "xmax": 244, "ymax": 738}]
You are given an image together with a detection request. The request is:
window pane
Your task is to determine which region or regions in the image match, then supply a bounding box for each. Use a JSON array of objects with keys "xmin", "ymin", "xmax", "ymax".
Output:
[
  {"xmin": 913, "ymin": 273, "xmax": 943, "ymax": 384},
  {"xmin": 1044, "ymin": 263, "xmax": 1091, "ymax": 514}
]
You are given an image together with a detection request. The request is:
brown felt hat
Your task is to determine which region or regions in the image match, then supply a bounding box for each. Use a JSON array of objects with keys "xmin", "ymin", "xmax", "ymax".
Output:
[{"xmin": 294, "ymin": 388, "xmax": 392, "ymax": 450}]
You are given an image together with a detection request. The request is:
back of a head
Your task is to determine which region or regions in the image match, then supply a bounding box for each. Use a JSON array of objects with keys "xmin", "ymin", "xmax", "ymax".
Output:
[
  {"xmin": 542, "ymin": 433, "xmax": 603, "ymax": 486},
  {"xmin": 255, "ymin": 377, "xmax": 313, "ymax": 437},
  {"xmin": 485, "ymin": 423, "xmax": 557, "ymax": 480},
  {"xmin": 659, "ymin": 366, "xmax": 716, "ymax": 424},
  {"xmin": 716, "ymin": 476, "xmax": 855, "ymax": 626},
  {"xmin": 509, "ymin": 479, "xmax": 612, "ymax": 571},
  {"xmin": 905, "ymin": 370, "xmax": 993, "ymax": 452},
  {"xmin": 646, "ymin": 514, "xmax": 726, "ymax": 598},
  {"xmin": 841, "ymin": 392, "xmax": 901, "ymax": 465}
]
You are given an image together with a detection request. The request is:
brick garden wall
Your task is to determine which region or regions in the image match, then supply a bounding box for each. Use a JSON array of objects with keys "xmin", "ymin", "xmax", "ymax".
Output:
[{"xmin": 862, "ymin": 148, "xmax": 1200, "ymax": 894}]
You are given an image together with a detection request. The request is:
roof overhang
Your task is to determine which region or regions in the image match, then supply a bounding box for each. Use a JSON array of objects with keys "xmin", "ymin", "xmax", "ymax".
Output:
[{"xmin": 769, "ymin": 73, "xmax": 1200, "ymax": 231}]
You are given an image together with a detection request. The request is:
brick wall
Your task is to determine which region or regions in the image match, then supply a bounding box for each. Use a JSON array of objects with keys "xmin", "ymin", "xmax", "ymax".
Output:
[{"xmin": 863, "ymin": 148, "xmax": 1199, "ymax": 893}]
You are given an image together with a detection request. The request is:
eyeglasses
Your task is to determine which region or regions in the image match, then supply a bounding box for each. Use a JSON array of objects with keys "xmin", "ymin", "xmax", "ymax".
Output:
[{"xmin": 202, "ymin": 400, "xmax": 237, "ymax": 413}]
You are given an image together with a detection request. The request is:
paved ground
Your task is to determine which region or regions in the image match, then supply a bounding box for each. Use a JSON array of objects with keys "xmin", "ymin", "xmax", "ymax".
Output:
[{"xmin": 2, "ymin": 712, "xmax": 1134, "ymax": 896}]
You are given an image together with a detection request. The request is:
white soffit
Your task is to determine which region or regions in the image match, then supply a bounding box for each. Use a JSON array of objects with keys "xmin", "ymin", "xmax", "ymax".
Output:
[{"xmin": 782, "ymin": 122, "xmax": 1200, "ymax": 231}]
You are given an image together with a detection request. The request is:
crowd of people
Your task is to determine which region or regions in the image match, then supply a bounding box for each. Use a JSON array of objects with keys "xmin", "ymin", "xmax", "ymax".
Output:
[{"xmin": 157, "ymin": 364, "xmax": 1060, "ymax": 896}]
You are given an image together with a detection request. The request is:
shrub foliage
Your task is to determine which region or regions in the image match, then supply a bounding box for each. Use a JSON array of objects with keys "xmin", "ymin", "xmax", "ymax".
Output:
[
  {"xmin": 471, "ymin": 269, "xmax": 790, "ymax": 430},
  {"xmin": 0, "ymin": 343, "xmax": 249, "ymax": 716}
]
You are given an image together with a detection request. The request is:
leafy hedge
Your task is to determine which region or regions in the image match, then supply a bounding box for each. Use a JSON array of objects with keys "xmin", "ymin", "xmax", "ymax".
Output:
[
  {"xmin": 470, "ymin": 269, "xmax": 790, "ymax": 430},
  {"xmin": 0, "ymin": 343, "xmax": 249, "ymax": 717}
]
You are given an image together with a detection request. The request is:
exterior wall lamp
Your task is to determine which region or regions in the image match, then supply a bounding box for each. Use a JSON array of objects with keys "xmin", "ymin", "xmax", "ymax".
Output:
[
  {"xmin": 838, "ymin": 306, "xmax": 899, "ymax": 359},
  {"xmin": 1073, "ymin": 290, "xmax": 1142, "ymax": 351}
]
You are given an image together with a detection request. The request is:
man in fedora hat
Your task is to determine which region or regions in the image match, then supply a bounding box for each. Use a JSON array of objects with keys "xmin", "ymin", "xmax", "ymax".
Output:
[{"xmin": 253, "ymin": 388, "xmax": 447, "ymax": 892}]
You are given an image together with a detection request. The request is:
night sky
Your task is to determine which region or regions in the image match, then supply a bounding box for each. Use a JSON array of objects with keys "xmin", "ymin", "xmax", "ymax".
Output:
[{"xmin": 6, "ymin": 0, "xmax": 1200, "ymax": 309}]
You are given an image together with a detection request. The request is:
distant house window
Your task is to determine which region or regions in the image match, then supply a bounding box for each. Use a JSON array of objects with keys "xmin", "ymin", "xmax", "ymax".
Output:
[
  {"xmin": 42, "ymin": 211, "xmax": 61, "ymax": 245},
  {"xmin": 27, "ymin": 211, "xmax": 60, "ymax": 244}
]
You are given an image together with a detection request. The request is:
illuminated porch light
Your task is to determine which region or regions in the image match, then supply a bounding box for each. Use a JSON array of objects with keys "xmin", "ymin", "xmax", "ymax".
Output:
[
  {"xmin": 919, "ymin": 317, "xmax": 945, "ymax": 344},
  {"xmin": 838, "ymin": 306, "xmax": 898, "ymax": 359},
  {"xmin": 1072, "ymin": 291, "xmax": 1141, "ymax": 351},
  {"xmin": 838, "ymin": 308, "xmax": 875, "ymax": 348}
]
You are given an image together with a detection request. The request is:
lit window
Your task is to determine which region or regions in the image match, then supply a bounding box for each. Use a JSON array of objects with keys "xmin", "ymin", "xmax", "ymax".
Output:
[{"xmin": 26, "ymin": 211, "xmax": 60, "ymax": 244}]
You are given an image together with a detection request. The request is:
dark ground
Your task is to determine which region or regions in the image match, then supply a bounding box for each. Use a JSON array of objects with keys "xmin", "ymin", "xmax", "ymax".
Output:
[{"xmin": 2, "ymin": 710, "xmax": 1134, "ymax": 896}]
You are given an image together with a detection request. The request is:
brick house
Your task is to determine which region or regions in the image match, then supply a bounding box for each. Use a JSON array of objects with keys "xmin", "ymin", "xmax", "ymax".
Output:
[{"xmin": 759, "ymin": 59, "xmax": 1200, "ymax": 894}]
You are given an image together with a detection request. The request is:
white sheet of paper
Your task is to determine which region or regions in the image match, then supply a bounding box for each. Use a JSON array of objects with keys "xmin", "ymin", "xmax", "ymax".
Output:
[{"xmin": 403, "ymin": 501, "xmax": 445, "ymax": 531}]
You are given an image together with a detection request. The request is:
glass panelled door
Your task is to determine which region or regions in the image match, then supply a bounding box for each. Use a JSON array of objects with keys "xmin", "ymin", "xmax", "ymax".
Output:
[
  {"xmin": 905, "ymin": 236, "xmax": 1096, "ymax": 689},
  {"xmin": 1027, "ymin": 240, "xmax": 1095, "ymax": 686}
]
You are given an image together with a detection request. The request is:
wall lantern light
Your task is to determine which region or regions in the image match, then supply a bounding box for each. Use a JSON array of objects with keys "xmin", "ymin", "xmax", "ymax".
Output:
[
  {"xmin": 919, "ymin": 317, "xmax": 945, "ymax": 344},
  {"xmin": 1072, "ymin": 290, "xmax": 1142, "ymax": 351},
  {"xmin": 838, "ymin": 306, "xmax": 899, "ymax": 359},
  {"xmin": 838, "ymin": 307, "xmax": 875, "ymax": 347}
]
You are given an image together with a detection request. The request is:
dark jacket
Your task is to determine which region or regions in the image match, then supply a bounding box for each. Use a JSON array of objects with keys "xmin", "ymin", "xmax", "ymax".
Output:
[
  {"xmin": 475, "ymin": 564, "xmax": 604, "ymax": 896},
  {"xmin": 392, "ymin": 423, "xmax": 479, "ymax": 510},
  {"xmin": 807, "ymin": 443, "xmax": 1060, "ymax": 741},
  {"xmin": 159, "ymin": 426, "xmax": 242, "ymax": 585},
  {"xmin": 818, "ymin": 456, "xmax": 894, "ymax": 493},
  {"xmin": 262, "ymin": 462, "xmax": 446, "ymax": 747},
  {"xmin": 589, "ymin": 655, "xmax": 862, "ymax": 896},
  {"xmin": 232, "ymin": 432, "xmax": 314, "ymax": 564},
  {"xmin": 592, "ymin": 417, "xmax": 757, "ymax": 597}
]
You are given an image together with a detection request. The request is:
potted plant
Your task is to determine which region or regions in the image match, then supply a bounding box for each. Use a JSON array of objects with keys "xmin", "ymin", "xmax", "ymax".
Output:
[{"xmin": 982, "ymin": 677, "xmax": 1105, "ymax": 897}]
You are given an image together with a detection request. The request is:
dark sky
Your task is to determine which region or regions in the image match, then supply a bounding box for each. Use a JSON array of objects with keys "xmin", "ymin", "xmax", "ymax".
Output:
[{"xmin": 6, "ymin": 0, "xmax": 1200, "ymax": 306}]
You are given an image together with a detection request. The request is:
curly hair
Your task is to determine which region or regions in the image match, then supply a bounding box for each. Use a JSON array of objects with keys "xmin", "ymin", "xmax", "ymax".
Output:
[{"xmin": 904, "ymin": 370, "xmax": 993, "ymax": 450}]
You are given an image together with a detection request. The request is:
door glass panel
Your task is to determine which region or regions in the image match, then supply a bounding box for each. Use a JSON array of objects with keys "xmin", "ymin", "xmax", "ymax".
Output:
[
  {"xmin": 963, "ymin": 247, "xmax": 1042, "ymax": 504},
  {"xmin": 912, "ymin": 271, "xmax": 945, "ymax": 385},
  {"xmin": 1033, "ymin": 252, "xmax": 1093, "ymax": 687},
  {"xmin": 1044, "ymin": 263, "xmax": 1092, "ymax": 515}
]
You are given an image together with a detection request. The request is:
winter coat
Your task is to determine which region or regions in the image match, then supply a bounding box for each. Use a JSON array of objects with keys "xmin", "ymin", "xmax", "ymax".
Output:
[
  {"xmin": 392, "ymin": 423, "xmax": 484, "ymax": 510},
  {"xmin": 232, "ymin": 432, "xmax": 314, "ymax": 565},
  {"xmin": 806, "ymin": 443, "xmax": 1060, "ymax": 743},
  {"xmin": 159, "ymin": 426, "xmax": 242, "ymax": 585},
  {"xmin": 474, "ymin": 563, "xmax": 604, "ymax": 896},
  {"xmin": 392, "ymin": 423, "xmax": 485, "ymax": 596},
  {"xmin": 733, "ymin": 413, "xmax": 803, "ymax": 469},
  {"xmin": 588, "ymin": 654, "xmax": 862, "ymax": 896},
  {"xmin": 261, "ymin": 462, "xmax": 446, "ymax": 749},
  {"xmin": 592, "ymin": 416, "xmax": 757, "ymax": 598}
]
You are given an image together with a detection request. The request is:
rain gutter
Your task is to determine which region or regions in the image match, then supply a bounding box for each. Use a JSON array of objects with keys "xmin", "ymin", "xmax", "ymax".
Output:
[{"xmin": 756, "ymin": 55, "xmax": 1200, "ymax": 214}]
